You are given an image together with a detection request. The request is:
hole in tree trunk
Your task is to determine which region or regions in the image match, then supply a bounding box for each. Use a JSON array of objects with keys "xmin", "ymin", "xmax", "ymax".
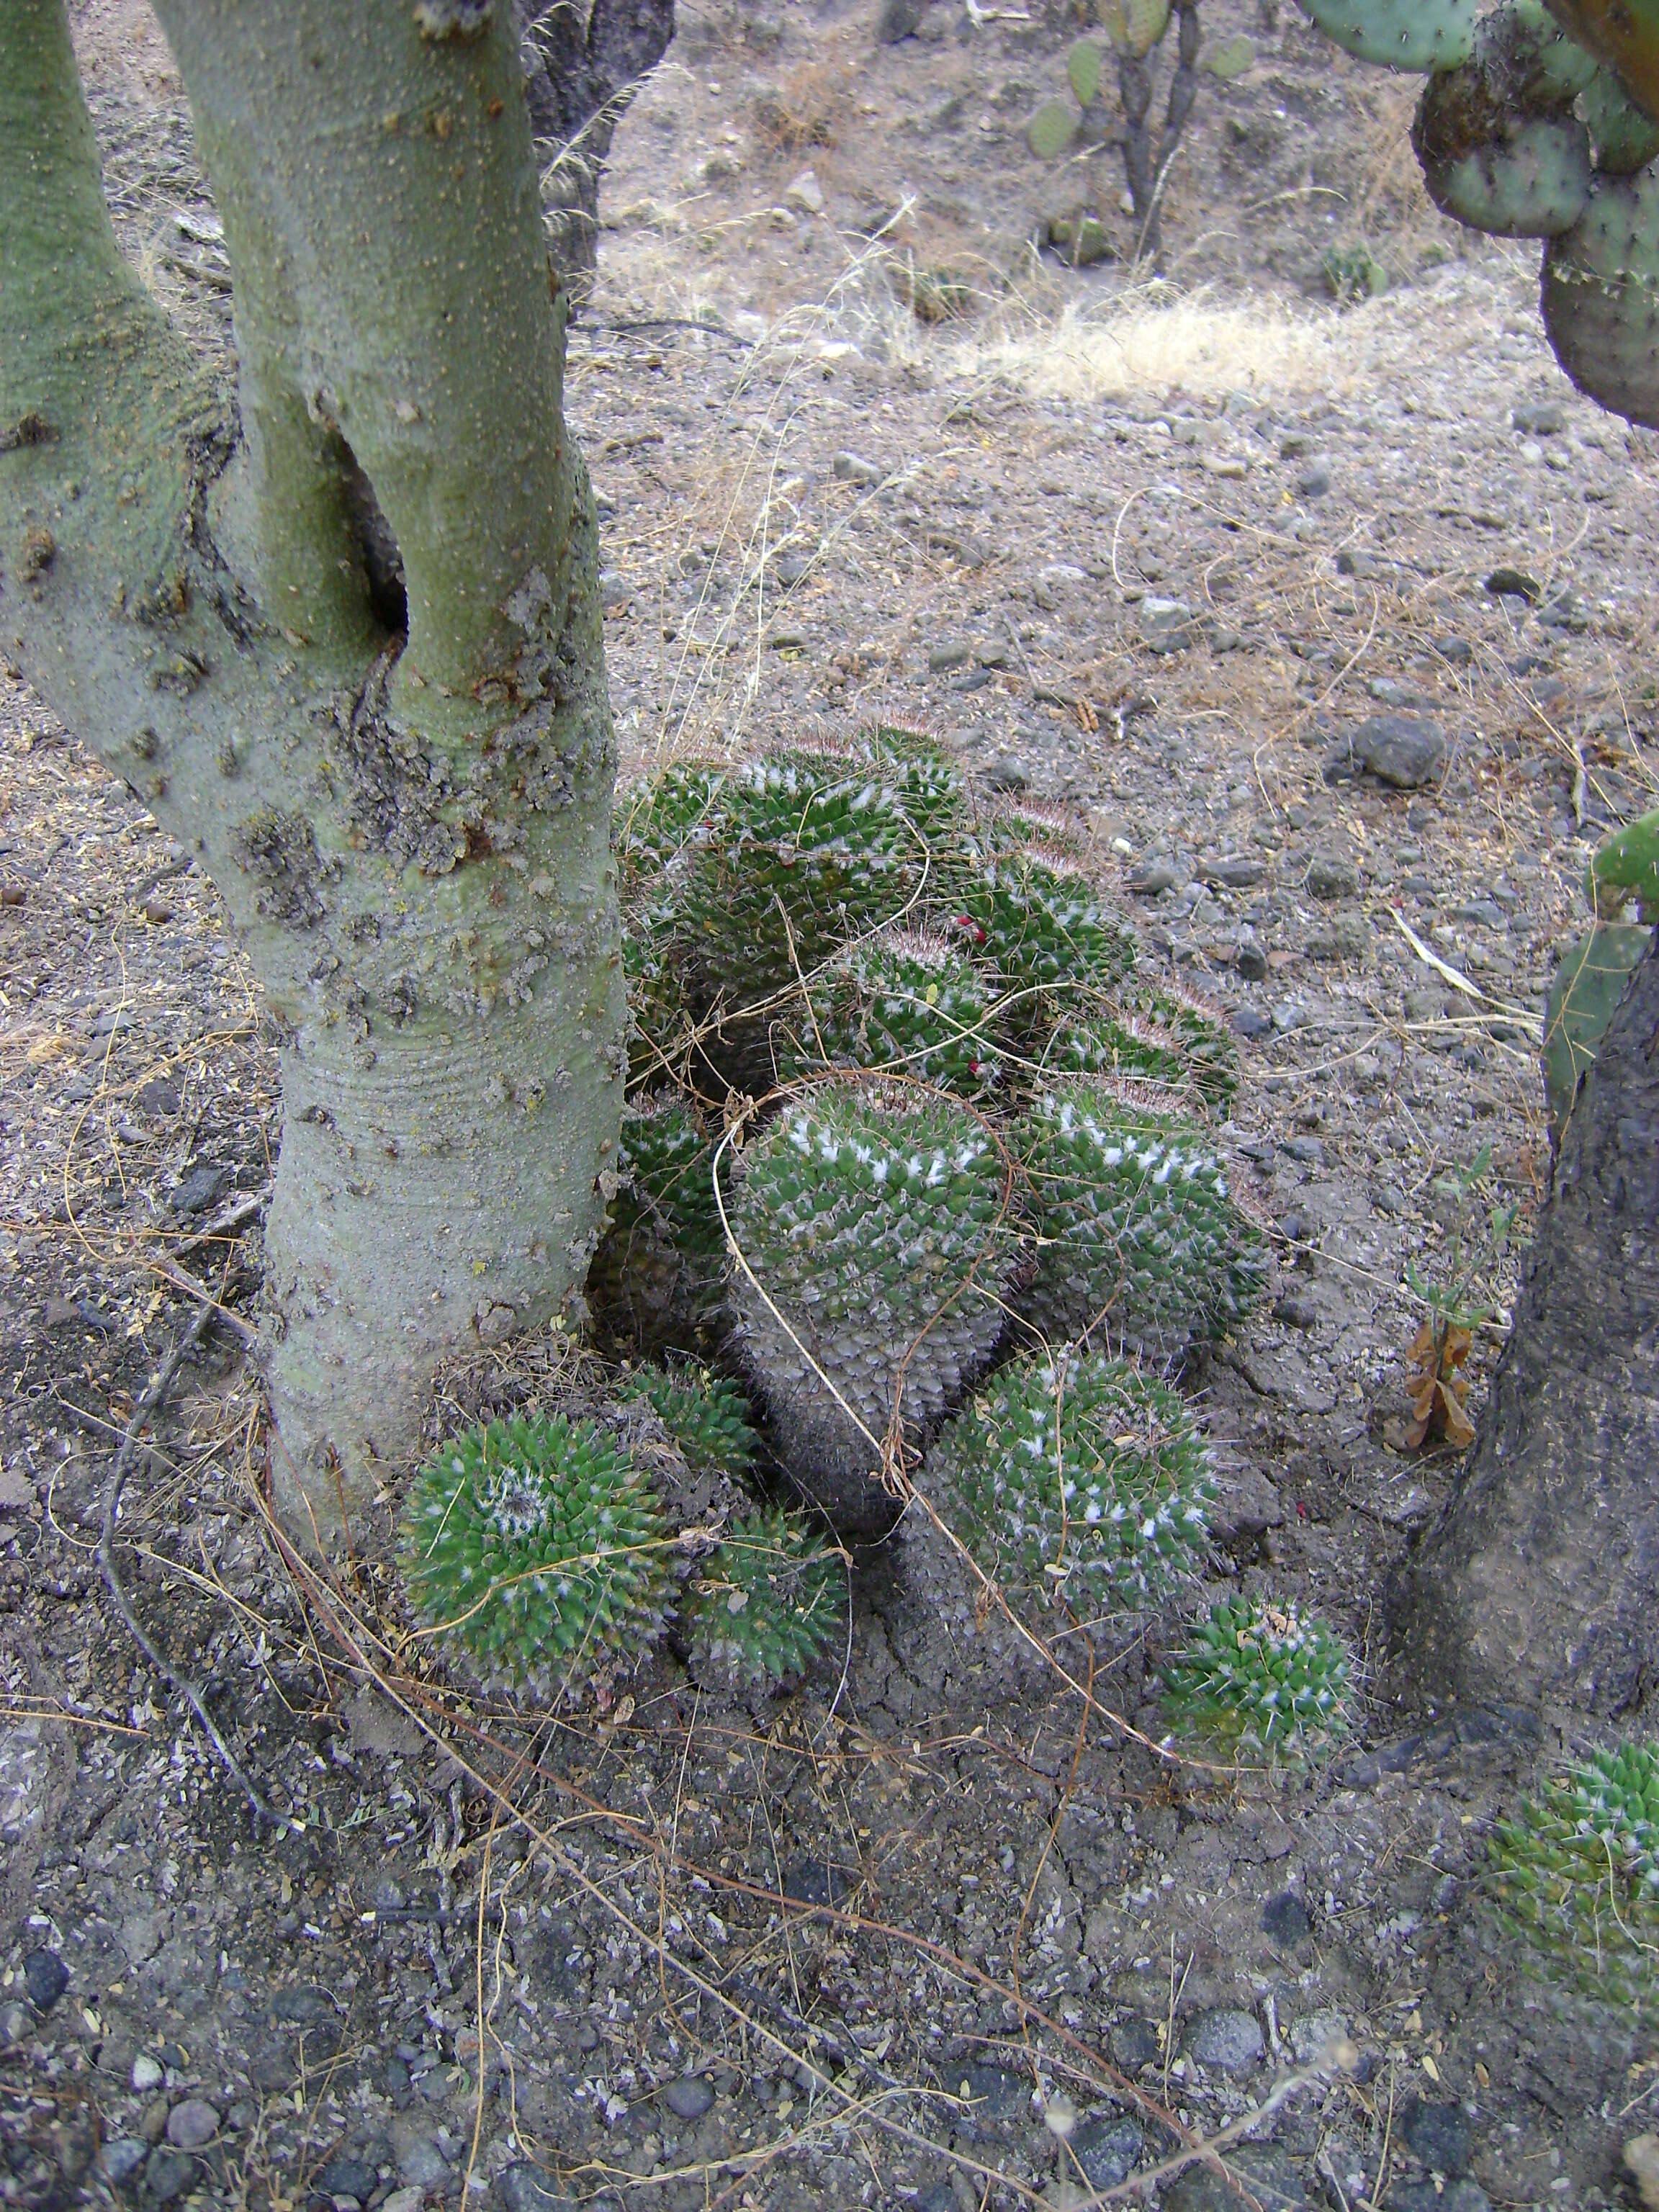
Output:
[{"xmin": 341, "ymin": 449, "xmax": 408, "ymax": 637}]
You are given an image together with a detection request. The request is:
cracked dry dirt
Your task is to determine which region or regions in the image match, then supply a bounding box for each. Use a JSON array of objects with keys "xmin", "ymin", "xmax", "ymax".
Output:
[{"xmin": 4, "ymin": 1, "xmax": 1659, "ymax": 2209}]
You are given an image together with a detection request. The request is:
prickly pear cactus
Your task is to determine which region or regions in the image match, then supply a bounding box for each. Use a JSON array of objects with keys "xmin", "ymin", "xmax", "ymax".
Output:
[
  {"xmin": 1542, "ymin": 922, "xmax": 1652, "ymax": 1125},
  {"xmin": 400, "ymin": 1414, "xmax": 670, "ymax": 1699},
  {"xmin": 1161, "ymin": 1593, "xmax": 1354, "ymax": 1758},
  {"xmin": 621, "ymin": 1363, "xmax": 759, "ymax": 1480},
  {"xmin": 726, "ymin": 1085, "xmax": 1012, "ymax": 1529},
  {"xmin": 926, "ymin": 1351, "xmax": 1213, "ymax": 1608},
  {"xmin": 778, "ymin": 927, "xmax": 1004, "ymax": 1097},
  {"xmin": 1020, "ymin": 1081, "xmax": 1265, "ymax": 1358},
  {"xmin": 587, "ymin": 1095, "xmax": 727, "ymax": 1355},
  {"xmin": 1586, "ymin": 804, "xmax": 1659, "ymax": 921},
  {"xmin": 684, "ymin": 1507, "xmax": 847, "ymax": 1690},
  {"xmin": 1486, "ymin": 1740, "xmax": 1659, "ymax": 2018},
  {"xmin": 1297, "ymin": 0, "xmax": 1476, "ymax": 73}
]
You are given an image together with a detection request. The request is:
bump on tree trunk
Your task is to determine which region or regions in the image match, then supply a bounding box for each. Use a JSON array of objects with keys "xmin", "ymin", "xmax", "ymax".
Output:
[{"xmin": 1394, "ymin": 929, "xmax": 1659, "ymax": 1725}]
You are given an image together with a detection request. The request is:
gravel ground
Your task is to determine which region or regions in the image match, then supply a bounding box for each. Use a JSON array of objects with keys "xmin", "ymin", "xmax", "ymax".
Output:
[{"xmin": 4, "ymin": 4, "xmax": 1658, "ymax": 2209}]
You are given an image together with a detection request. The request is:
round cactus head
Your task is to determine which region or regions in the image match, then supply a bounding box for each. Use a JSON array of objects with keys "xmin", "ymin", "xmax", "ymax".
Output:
[
  {"xmin": 726, "ymin": 1082, "xmax": 1012, "ymax": 1530},
  {"xmin": 948, "ymin": 848, "xmax": 1137, "ymax": 1030},
  {"xmin": 779, "ymin": 925, "xmax": 1004, "ymax": 1097},
  {"xmin": 585, "ymin": 1094, "xmax": 726, "ymax": 1357},
  {"xmin": 684, "ymin": 1506, "xmax": 848, "ymax": 1690},
  {"xmin": 1019, "ymin": 1079, "xmax": 1266, "ymax": 1360},
  {"xmin": 1486, "ymin": 1739, "xmax": 1659, "ymax": 2018},
  {"xmin": 926, "ymin": 1350, "xmax": 1213, "ymax": 1610},
  {"xmin": 1161, "ymin": 1593, "xmax": 1354, "ymax": 1759},
  {"xmin": 621, "ymin": 1362, "xmax": 760, "ymax": 1480},
  {"xmin": 400, "ymin": 1413, "xmax": 670, "ymax": 1699}
]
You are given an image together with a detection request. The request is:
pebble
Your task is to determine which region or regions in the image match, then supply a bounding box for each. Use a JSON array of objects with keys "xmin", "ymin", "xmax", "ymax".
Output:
[
  {"xmin": 1485, "ymin": 565, "xmax": 1541, "ymax": 601},
  {"xmin": 1401, "ymin": 2096, "xmax": 1473, "ymax": 2177},
  {"xmin": 170, "ymin": 1163, "xmax": 230, "ymax": 1217},
  {"xmin": 1166, "ymin": 2144, "xmax": 1303, "ymax": 2211},
  {"xmin": 131, "ymin": 2052, "xmax": 164, "ymax": 2093},
  {"xmin": 1236, "ymin": 932, "xmax": 1269, "ymax": 981},
  {"xmin": 1234, "ymin": 1006, "xmax": 1272, "ymax": 1038},
  {"xmin": 831, "ymin": 450, "xmax": 882, "ymax": 487},
  {"xmin": 1262, "ymin": 1888, "xmax": 1312, "ymax": 1941},
  {"xmin": 399, "ymin": 2138, "xmax": 450, "ymax": 2188},
  {"xmin": 1372, "ymin": 1181, "xmax": 1408, "ymax": 1216},
  {"xmin": 1512, "ymin": 401, "xmax": 1564, "ymax": 434},
  {"xmin": 99, "ymin": 2139, "xmax": 149, "ymax": 2185},
  {"xmin": 927, "ymin": 641, "xmax": 971, "ymax": 672},
  {"xmin": 1434, "ymin": 636, "xmax": 1474, "ymax": 665},
  {"xmin": 1325, "ymin": 714, "xmax": 1446, "ymax": 790},
  {"xmin": 22, "ymin": 1949, "xmax": 68, "ymax": 2013},
  {"xmin": 1139, "ymin": 596, "xmax": 1198, "ymax": 653},
  {"xmin": 1305, "ymin": 853, "xmax": 1360, "ymax": 898},
  {"xmin": 145, "ymin": 2148, "xmax": 196, "ymax": 2203},
  {"xmin": 1183, "ymin": 2006, "xmax": 1264, "ymax": 2074},
  {"xmin": 165, "ymin": 2098, "xmax": 220, "ymax": 2151},
  {"xmin": 0, "ymin": 2000, "xmax": 31, "ymax": 2044},
  {"xmin": 1283, "ymin": 1134, "xmax": 1326, "ymax": 1165},
  {"xmin": 662, "ymin": 2074, "xmax": 716, "ymax": 2121},
  {"xmin": 1297, "ymin": 457, "xmax": 1333, "ymax": 499},
  {"xmin": 1460, "ymin": 898, "xmax": 1507, "ymax": 927},
  {"xmin": 1128, "ymin": 859, "xmax": 1179, "ymax": 895},
  {"xmin": 1108, "ymin": 2015, "xmax": 1161, "ymax": 2072},
  {"xmin": 784, "ymin": 168, "xmax": 824, "ymax": 215},
  {"xmin": 315, "ymin": 2154, "xmax": 378, "ymax": 2198},
  {"xmin": 1072, "ymin": 2114, "xmax": 1144, "ymax": 2188}
]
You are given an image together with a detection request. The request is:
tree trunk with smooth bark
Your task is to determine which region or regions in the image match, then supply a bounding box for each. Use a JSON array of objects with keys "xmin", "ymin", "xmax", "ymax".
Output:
[
  {"xmin": 0, "ymin": 0, "xmax": 626, "ymax": 1546},
  {"xmin": 1395, "ymin": 930, "xmax": 1659, "ymax": 1723}
]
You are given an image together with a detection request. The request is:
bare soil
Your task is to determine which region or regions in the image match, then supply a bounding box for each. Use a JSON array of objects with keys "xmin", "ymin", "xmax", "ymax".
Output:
[{"xmin": 4, "ymin": 5, "xmax": 1658, "ymax": 2211}]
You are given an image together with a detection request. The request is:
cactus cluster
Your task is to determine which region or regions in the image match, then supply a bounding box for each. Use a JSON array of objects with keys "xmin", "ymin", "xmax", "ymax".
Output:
[
  {"xmin": 1160, "ymin": 1593, "xmax": 1356, "ymax": 1758},
  {"xmin": 1296, "ymin": 0, "xmax": 1659, "ymax": 431},
  {"xmin": 1047, "ymin": 980, "xmax": 1238, "ymax": 1115},
  {"xmin": 684, "ymin": 1507, "xmax": 848, "ymax": 1689},
  {"xmin": 778, "ymin": 927, "xmax": 1003, "ymax": 1097},
  {"xmin": 400, "ymin": 1413, "xmax": 671, "ymax": 1698},
  {"xmin": 927, "ymin": 1351, "xmax": 1213, "ymax": 1605},
  {"xmin": 1487, "ymin": 1740, "xmax": 1659, "ymax": 2017}
]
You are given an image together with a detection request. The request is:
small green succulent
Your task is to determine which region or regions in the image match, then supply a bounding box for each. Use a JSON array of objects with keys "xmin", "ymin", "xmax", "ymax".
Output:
[
  {"xmin": 585, "ymin": 1094, "xmax": 726, "ymax": 1356},
  {"xmin": 926, "ymin": 1351, "xmax": 1213, "ymax": 1609},
  {"xmin": 778, "ymin": 926, "xmax": 1003, "ymax": 1096},
  {"xmin": 621, "ymin": 1363, "xmax": 760, "ymax": 1480},
  {"xmin": 400, "ymin": 1414, "xmax": 670, "ymax": 1697},
  {"xmin": 1161, "ymin": 1593, "xmax": 1354, "ymax": 1758},
  {"xmin": 1048, "ymin": 984, "xmax": 1238, "ymax": 1117},
  {"xmin": 616, "ymin": 759, "xmax": 728, "ymax": 907},
  {"xmin": 684, "ymin": 1506, "xmax": 847, "ymax": 1689},
  {"xmin": 1020, "ymin": 1081, "xmax": 1265, "ymax": 1358},
  {"xmin": 1487, "ymin": 1740, "xmax": 1659, "ymax": 2018},
  {"xmin": 947, "ymin": 847, "xmax": 1136, "ymax": 1025}
]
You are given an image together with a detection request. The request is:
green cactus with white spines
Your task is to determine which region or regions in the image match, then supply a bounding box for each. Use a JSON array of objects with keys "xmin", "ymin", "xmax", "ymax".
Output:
[
  {"xmin": 1019, "ymin": 1079, "xmax": 1265, "ymax": 1358},
  {"xmin": 778, "ymin": 926, "xmax": 1004, "ymax": 1097},
  {"xmin": 725, "ymin": 1084, "xmax": 1013, "ymax": 1528},
  {"xmin": 1487, "ymin": 1740, "xmax": 1659, "ymax": 2018},
  {"xmin": 616, "ymin": 758, "xmax": 728, "ymax": 906},
  {"xmin": 1048, "ymin": 981, "xmax": 1238, "ymax": 1118},
  {"xmin": 586, "ymin": 1094, "xmax": 727, "ymax": 1356},
  {"xmin": 927, "ymin": 1350, "xmax": 1213, "ymax": 1609},
  {"xmin": 621, "ymin": 1362, "xmax": 760, "ymax": 1480},
  {"xmin": 946, "ymin": 845, "xmax": 1137, "ymax": 1033},
  {"xmin": 1161, "ymin": 1593, "xmax": 1355, "ymax": 1758},
  {"xmin": 685, "ymin": 1506, "xmax": 848, "ymax": 1689},
  {"xmin": 400, "ymin": 1413, "xmax": 670, "ymax": 1698}
]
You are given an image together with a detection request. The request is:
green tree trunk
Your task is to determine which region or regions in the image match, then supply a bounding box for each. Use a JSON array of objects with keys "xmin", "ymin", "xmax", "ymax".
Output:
[{"xmin": 0, "ymin": 0, "xmax": 624, "ymax": 1545}]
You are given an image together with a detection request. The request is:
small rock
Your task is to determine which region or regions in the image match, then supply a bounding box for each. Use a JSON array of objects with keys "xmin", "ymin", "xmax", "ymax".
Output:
[
  {"xmin": 1138, "ymin": 595, "xmax": 1198, "ymax": 654},
  {"xmin": 662, "ymin": 2074, "xmax": 716, "ymax": 2121},
  {"xmin": 831, "ymin": 450, "xmax": 881, "ymax": 487},
  {"xmin": 1297, "ymin": 457, "xmax": 1333, "ymax": 499},
  {"xmin": 1625, "ymin": 2137, "xmax": 1659, "ymax": 2212},
  {"xmin": 498, "ymin": 2166, "xmax": 575, "ymax": 2211},
  {"xmin": 170, "ymin": 1163, "xmax": 230, "ymax": 1218},
  {"xmin": 399, "ymin": 2139, "xmax": 450, "ymax": 2188},
  {"xmin": 1459, "ymin": 898, "xmax": 1507, "ymax": 927},
  {"xmin": 1289, "ymin": 2010, "xmax": 1351, "ymax": 2064},
  {"xmin": 1233, "ymin": 1006, "xmax": 1272, "ymax": 1038},
  {"xmin": 1336, "ymin": 547, "xmax": 1376, "ymax": 577},
  {"xmin": 165, "ymin": 2099, "xmax": 220, "ymax": 2151},
  {"xmin": 1512, "ymin": 401, "xmax": 1564, "ymax": 434},
  {"xmin": 1108, "ymin": 2015, "xmax": 1161, "ymax": 2072},
  {"xmin": 1236, "ymin": 932, "xmax": 1269, "ymax": 982},
  {"xmin": 927, "ymin": 641, "xmax": 971, "ymax": 672},
  {"xmin": 598, "ymin": 568, "xmax": 631, "ymax": 610},
  {"xmin": 1128, "ymin": 859, "xmax": 1179, "ymax": 895},
  {"xmin": 1166, "ymin": 2144, "xmax": 1304, "ymax": 2212},
  {"xmin": 1071, "ymin": 2115, "xmax": 1144, "ymax": 2188},
  {"xmin": 0, "ymin": 2001, "xmax": 30, "ymax": 2045},
  {"xmin": 1326, "ymin": 714, "xmax": 1445, "ymax": 791},
  {"xmin": 1204, "ymin": 853, "xmax": 1264, "ymax": 888},
  {"xmin": 950, "ymin": 2062, "xmax": 1029, "ymax": 2131},
  {"xmin": 1183, "ymin": 2007, "xmax": 1264, "ymax": 2074},
  {"xmin": 1434, "ymin": 636, "xmax": 1474, "ymax": 666},
  {"xmin": 145, "ymin": 2148, "xmax": 196, "ymax": 2203},
  {"xmin": 986, "ymin": 757, "xmax": 1028, "ymax": 793},
  {"xmin": 1485, "ymin": 565, "xmax": 1542, "ymax": 601},
  {"xmin": 315, "ymin": 2156, "xmax": 378, "ymax": 2200},
  {"xmin": 1401, "ymin": 2097, "xmax": 1473, "ymax": 2178},
  {"xmin": 135, "ymin": 1076, "xmax": 181, "ymax": 1115},
  {"xmin": 1262, "ymin": 1889, "xmax": 1312, "ymax": 1942},
  {"xmin": 99, "ymin": 2139, "xmax": 149, "ymax": 2186},
  {"xmin": 23, "ymin": 1949, "xmax": 68, "ymax": 2014},
  {"xmin": 1283, "ymin": 1134, "xmax": 1326, "ymax": 1165},
  {"xmin": 1272, "ymin": 1294, "xmax": 1319, "ymax": 1331},
  {"xmin": 132, "ymin": 2053, "xmax": 164, "ymax": 2094},
  {"xmin": 781, "ymin": 1856, "xmax": 854, "ymax": 1906},
  {"xmin": 1306, "ymin": 853, "xmax": 1359, "ymax": 897},
  {"xmin": 1270, "ymin": 999, "xmax": 1305, "ymax": 1033},
  {"xmin": 877, "ymin": 0, "xmax": 922, "ymax": 37},
  {"xmin": 784, "ymin": 168, "xmax": 823, "ymax": 215}
]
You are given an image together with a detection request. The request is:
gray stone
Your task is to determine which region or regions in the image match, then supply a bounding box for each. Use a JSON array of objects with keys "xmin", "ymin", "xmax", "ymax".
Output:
[
  {"xmin": 950, "ymin": 2062, "xmax": 1028, "ymax": 2132},
  {"xmin": 1071, "ymin": 2113, "xmax": 1143, "ymax": 2188},
  {"xmin": 1326, "ymin": 714, "xmax": 1445, "ymax": 790},
  {"xmin": 1401, "ymin": 2097, "xmax": 1473, "ymax": 2177},
  {"xmin": 145, "ymin": 2148, "xmax": 196, "ymax": 2203},
  {"xmin": 1108, "ymin": 2015, "xmax": 1161, "ymax": 2072},
  {"xmin": 1139, "ymin": 596, "xmax": 1199, "ymax": 653},
  {"xmin": 315, "ymin": 2155, "xmax": 379, "ymax": 2199},
  {"xmin": 1305, "ymin": 853, "xmax": 1359, "ymax": 897},
  {"xmin": 99, "ymin": 2139, "xmax": 148, "ymax": 2187},
  {"xmin": 1512, "ymin": 401, "xmax": 1564, "ymax": 434},
  {"xmin": 1372, "ymin": 1181, "xmax": 1408, "ymax": 1217},
  {"xmin": 877, "ymin": 0, "xmax": 923, "ymax": 37},
  {"xmin": 165, "ymin": 2099, "xmax": 220, "ymax": 2151},
  {"xmin": 22, "ymin": 1948, "xmax": 68, "ymax": 2013},
  {"xmin": 1204, "ymin": 853, "xmax": 1265, "ymax": 888},
  {"xmin": 0, "ymin": 2001, "xmax": 30, "ymax": 2045},
  {"xmin": 1129, "ymin": 860, "xmax": 1179, "ymax": 895},
  {"xmin": 1460, "ymin": 899, "xmax": 1507, "ymax": 927},
  {"xmin": 1297, "ymin": 457, "xmax": 1333, "ymax": 499},
  {"xmin": 131, "ymin": 2053, "xmax": 164, "ymax": 2093},
  {"xmin": 1262, "ymin": 1889, "xmax": 1311, "ymax": 1942},
  {"xmin": 400, "ymin": 2138, "xmax": 450, "ymax": 2188},
  {"xmin": 1288, "ymin": 2009, "xmax": 1350, "ymax": 2064},
  {"xmin": 986, "ymin": 757, "xmax": 1028, "ymax": 792},
  {"xmin": 1236, "ymin": 932, "xmax": 1269, "ymax": 981},
  {"xmin": 1434, "ymin": 636, "xmax": 1474, "ymax": 665},
  {"xmin": 1233, "ymin": 1006, "xmax": 1272, "ymax": 1038},
  {"xmin": 499, "ymin": 2167, "xmax": 575, "ymax": 2212},
  {"xmin": 1284, "ymin": 1134, "xmax": 1326, "ymax": 1165},
  {"xmin": 1182, "ymin": 2006, "xmax": 1264, "ymax": 2074},
  {"xmin": 831, "ymin": 450, "xmax": 882, "ymax": 487},
  {"xmin": 662, "ymin": 2074, "xmax": 716, "ymax": 2121},
  {"xmin": 1166, "ymin": 2144, "xmax": 1303, "ymax": 2212},
  {"xmin": 927, "ymin": 641, "xmax": 971, "ymax": 672}
]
